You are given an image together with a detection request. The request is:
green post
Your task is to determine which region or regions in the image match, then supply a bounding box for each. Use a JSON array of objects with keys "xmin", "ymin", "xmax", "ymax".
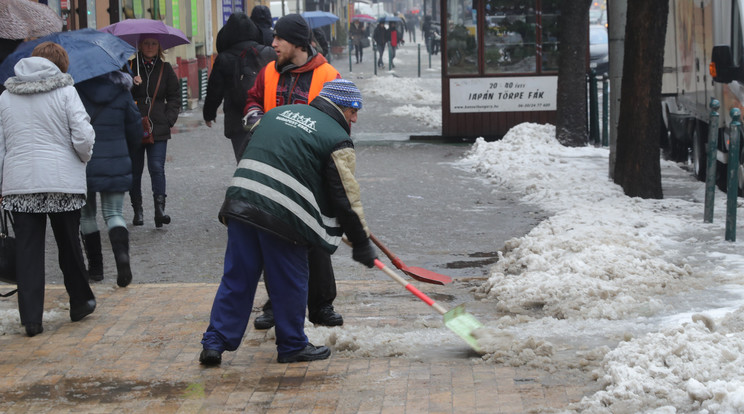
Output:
[
  {"xmin": 429, "ymin": 47, "xmax": 432, "ymax": 69},
  {"xmin": 589, "ymin": 70, "xmax": 599, "ymax": 145},
  {"xmin": 726, "ymin": 108, "xmax": 741, "ymax": 241},
  {"xmin": 418, "ymin": 43, "xmax": 421, "ymax": 78},
  {"xmin": 349, "ymin": 39, "xmax": 353, "ymax": 72},
  {"xmin": 373, "ymin": 43, "xmax": 378, "ymax": 76},
  {"xmin": 704, "ymin": 98, "xmax": 720, "ymax": 223},
  {"xmin": 602, "ymin": 76, "xmax": 609, "ymax": 146}
]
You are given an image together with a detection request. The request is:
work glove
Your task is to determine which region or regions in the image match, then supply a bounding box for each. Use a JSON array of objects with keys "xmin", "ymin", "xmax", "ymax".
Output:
[
  {"xmin": 352, "ymin": 238, "xmax": 377, "ymax": 268},
  {"xmin": 242, "ymin": 109, "xmax": 262, "ymax": 131}
]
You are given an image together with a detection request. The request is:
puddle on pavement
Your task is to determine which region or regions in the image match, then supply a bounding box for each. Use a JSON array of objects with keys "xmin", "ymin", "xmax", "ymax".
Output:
[
  {"xmin": 1, "ymin": 378, "xmax": 197, "ymax": 403},
  {"xmin": 443, "ymin": 251, "xmax": 500, "ymax": 269}
]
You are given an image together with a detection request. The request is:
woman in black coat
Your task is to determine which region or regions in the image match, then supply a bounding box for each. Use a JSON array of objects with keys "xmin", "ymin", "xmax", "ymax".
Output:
[
  {"xmin": 203, "ymin": 12, "xmax": 276, "ymax": 162},
  {"xmin": 130, "ymin": 38, "xmax": 180, "ymax": 228},
  {"xmin": 75, "ymin": 70, "xmax": 143, "ymax": 288}
]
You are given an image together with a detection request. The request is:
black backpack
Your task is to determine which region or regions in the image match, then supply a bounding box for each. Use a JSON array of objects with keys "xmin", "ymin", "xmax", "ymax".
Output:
[{"xmin": 229, "ymin": 41, "xmax": 276, "ymax": 106}]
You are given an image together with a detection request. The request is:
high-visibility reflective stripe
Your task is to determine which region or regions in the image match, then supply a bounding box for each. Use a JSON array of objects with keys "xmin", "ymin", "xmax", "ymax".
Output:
[
  {"xmin": 237, "ymin": 159, "xmax": 337, "ymax": 227},
  {"xmin": 230, "ymin": 176, "xmax": 340, "ymax": 245}
]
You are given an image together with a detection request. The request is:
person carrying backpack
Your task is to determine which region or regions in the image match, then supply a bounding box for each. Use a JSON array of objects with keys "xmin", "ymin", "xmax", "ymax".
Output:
[{"xmin": 203, "ymin": 12, "xmax": 276, "ymax": 162}]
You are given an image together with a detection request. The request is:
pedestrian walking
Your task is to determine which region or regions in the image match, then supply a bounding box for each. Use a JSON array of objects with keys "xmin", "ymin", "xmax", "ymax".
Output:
[
  {"xmin": 389, "ymin": 22, "xmax": 399, "ymax": 67},
  {"xmin": 204, "ymin": 12, "xmax": 276, "ymax": 162},
  {"xmin": 373, "ymin": 21, "xmax": 388, "ymax": 68},
  {"xmin": 199, "ymin": 79, "xmax": 377, "ymax": 365},
  {"xmin": 242, "ymin": 13, "xmax": 345, "ymax": 330},
  {"xmin": 130, "ymin": 38, "xmax": 180, "ymax": 228},
  {"xmin": 250, "ymin": 5, "xmax": 274, "ymax": 47},
  {"xmin": 422, "ymin": 15, "xmax": 433, "ymax": 54},
  {"xmin": 350, "ymin": 20, "xmax": 367, "ymax": 64},
  {"xmin": 75, "ymin": 70, "xmax": 143, "ymax": 288},
  {"xmin": 0, "ymin": 42, "xmax": 97, "ymax": 337}
]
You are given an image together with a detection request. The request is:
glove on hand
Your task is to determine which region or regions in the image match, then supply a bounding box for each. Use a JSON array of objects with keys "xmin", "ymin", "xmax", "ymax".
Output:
[
  {"xmin": 352, "ymin": 239, "xmax": 377, "ymax": 268},
  {"xmin": 242, "ymin": 110, "xmax": 262, "ymax": 131}
]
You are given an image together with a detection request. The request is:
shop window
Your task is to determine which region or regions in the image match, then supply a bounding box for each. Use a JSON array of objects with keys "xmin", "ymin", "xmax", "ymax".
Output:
[
  {"xmin": 446, "ymin": 0, "xmax": 478, "ymax": 74},
  {"xmin": 484, "ymin": 0, "xmax": 536, "ymax": 73}
]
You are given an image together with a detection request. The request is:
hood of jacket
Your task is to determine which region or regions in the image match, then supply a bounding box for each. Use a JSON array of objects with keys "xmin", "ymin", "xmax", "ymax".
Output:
[
  {"xmin": 3, "ymin": 56, "xmax": 73, "ymax": 94},
  {"xmin": 216, "ymin": 12, "xmax": 261, "ymax": 53},
  {"xmin": 277, "ymin": 48, "xmax": 326, "ymax": 75},
  {"xmin": 75, "ymin": 70, "xmax": 133, "ymax": 106},
  {"xmin": 250, "ymin": 6, "xmax": 273, "ymax": 28}
]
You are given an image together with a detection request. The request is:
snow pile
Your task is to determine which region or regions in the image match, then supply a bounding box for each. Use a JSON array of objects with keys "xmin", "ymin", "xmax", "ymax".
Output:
[
  {"xmin": 457, "ymin": 122, "xmax": 744, "ymax": 411},
  {"xmin": 570, "ymin": 317, "xmax": 744, "ymax": 413},
  {"xmin": 460, "ymin": 123, "xmax": 694, "ymax": 320}
]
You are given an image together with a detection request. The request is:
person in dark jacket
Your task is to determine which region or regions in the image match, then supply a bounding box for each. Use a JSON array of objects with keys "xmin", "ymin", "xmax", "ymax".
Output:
[
  {"xmin": 130, "ymin": 38, "xmax": 180, "ymax": 228},
  {"xmin": 250, "ymin": 5, "xmax": 274, "ymax": 47},
  {"xmin": 373, "ymin": 22, "xmax": 388, "ymax": 68},
  {"xmin": 203, "ymin": 12, "xmax": 276, "ymax": 162},
  {"xmin": 199, "ymin": 79, "xmax": 377, "ymax": 366},
  {"xmin": 75, "ymin": 70, "xmax": 143, "ymax": 288}
]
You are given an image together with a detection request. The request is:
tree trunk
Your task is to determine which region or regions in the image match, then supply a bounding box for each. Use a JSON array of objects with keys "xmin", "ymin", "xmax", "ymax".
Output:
[
  {"xmin": 613, "ymin": 0, "xmax": 668, "ymax": 199},
  {"xmin": 555, "ymin": 0, "xmax": 592, "ymax": 147}
]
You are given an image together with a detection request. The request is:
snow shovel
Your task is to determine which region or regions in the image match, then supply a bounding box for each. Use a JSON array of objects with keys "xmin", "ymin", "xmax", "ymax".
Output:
[
  {"xmin": 374, "ymin": 259, "xmax": 483, "ymax": 353},
  {"xmin": 370, "ymin": 233, "xmax": 453, "ymax": 285}
]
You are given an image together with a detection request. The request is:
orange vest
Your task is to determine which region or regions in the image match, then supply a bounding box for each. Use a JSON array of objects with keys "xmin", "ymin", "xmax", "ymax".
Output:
[{"xmin": 262, "ymin": 62, "xmax": 340, "ymax": 111}]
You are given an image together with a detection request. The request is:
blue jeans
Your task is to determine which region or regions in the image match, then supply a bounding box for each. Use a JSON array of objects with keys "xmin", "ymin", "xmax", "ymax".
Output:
[
  {"xmin": 80, "ymin": 191, "xmax": 126, "ymax": 234},
  {"xmin": 130, "ymin": 140, "xmax": 167, "ymax": 197},
  {"xmin": 201, "ymin": 220, "xmax": 310, "ymax": 358}
]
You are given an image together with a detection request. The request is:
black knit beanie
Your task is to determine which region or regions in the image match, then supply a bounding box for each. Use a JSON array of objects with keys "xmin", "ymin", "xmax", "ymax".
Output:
[{"xmin": 273, "ymin": 14, "xmax": 312, "ymax": 48}]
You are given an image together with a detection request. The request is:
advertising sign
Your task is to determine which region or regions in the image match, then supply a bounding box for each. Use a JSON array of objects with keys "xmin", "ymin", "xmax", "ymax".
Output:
[{"xmin": 449, "ymin": 76, "xmax": 558, "ymax": 113}]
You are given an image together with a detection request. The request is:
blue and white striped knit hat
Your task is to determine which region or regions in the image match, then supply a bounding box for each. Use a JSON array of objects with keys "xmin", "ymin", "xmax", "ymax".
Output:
[{"xmin": 319, "ymin": 79, "xmax": 363, "ymax": 110}]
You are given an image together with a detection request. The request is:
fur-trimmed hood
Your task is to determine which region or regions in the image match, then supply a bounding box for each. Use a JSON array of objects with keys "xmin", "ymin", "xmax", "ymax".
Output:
[{"xmin": 3, "ymin": 56, "xmax": 73, "ymax": 95}]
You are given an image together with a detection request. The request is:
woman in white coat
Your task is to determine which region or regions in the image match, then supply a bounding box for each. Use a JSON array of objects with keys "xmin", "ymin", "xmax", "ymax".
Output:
[{"xmin": 0, "ymin": 42, "xmax": 97, "ymax": 337}]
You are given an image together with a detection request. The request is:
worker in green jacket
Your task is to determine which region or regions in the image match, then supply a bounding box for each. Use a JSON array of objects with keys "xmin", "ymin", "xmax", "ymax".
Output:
[{"xmin": 199, "ymin": 79, "xmax": 377, "ymax": 365}]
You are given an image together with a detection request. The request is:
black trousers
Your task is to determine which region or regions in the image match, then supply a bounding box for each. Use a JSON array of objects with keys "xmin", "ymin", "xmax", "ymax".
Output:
[
  {"xmin": 263, "ymin": 245, "xmax": 337, "ymax": 314},
  {"xmin": 13, "ymin": 210, "xmax": 94, "ymax": 326}
]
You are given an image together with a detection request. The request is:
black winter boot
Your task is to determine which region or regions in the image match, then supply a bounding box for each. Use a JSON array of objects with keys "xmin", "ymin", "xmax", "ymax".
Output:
[
  {"xmin": 109, "ymin": 227, "xmax": 132, "ymax": 287},
  {"xmin": 153, "ymin": 194, "xmax": 171, "ymax": 228},
  {"xmin": 131, "ymin": 194, "xmax": 144, "ymax": 226},
  {"xmin": 81, "ymin": 231, "xmax": 103, "ymax": 281}
]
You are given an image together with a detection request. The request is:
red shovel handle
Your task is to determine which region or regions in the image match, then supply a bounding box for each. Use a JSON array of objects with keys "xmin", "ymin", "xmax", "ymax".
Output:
[{"xmin": 374, "ymin": 259, "xmax": 447, "ymax": 315}]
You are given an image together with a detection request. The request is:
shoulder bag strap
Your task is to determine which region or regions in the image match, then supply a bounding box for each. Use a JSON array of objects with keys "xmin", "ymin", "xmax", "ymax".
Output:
[{"xmin": 147, "ymin": 64, "xmax": 165, "ymax": 119}]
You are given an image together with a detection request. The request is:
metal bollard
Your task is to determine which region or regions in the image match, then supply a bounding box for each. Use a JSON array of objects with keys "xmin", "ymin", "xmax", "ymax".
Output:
[
  {"xmin": 704, "ymin": 98, "xmax": 720, "ymax": 223},
  {"xmin": 373, "ymin": 43, "xmax": 378, "ymax": 76},
  {"xmin": 602, "ymin": 76, "xmax": 609, "ymax": 147},
  {"xmin": 726, "ymin": 108, "xmax": 741, "ymax": 241},
  {"xmin": 418, "ymin": 44, "xmax": 421, "ymax": 77},
  {"xmin": 589, "ymin": 70, "xmax": 599, "ymax": 145}
]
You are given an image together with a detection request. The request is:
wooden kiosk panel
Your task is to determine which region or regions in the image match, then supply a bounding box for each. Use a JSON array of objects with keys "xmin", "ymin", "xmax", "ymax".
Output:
[{"xmin": 438, "ymin": 0, "xmax": 560, "ymax": 141}]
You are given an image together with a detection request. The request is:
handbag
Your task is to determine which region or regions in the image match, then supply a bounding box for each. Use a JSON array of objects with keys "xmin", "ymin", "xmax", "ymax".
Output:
[
  {"xmin": 142, "ymin": 64, "xmax": 164, "ymax": 145},
  {"xmin": 0, "ymin": 209, "xmax": 17, "ymax": 297},
  {"xmin": 361, "ymin": 37, "xmax": 370, "ymax": 48}
]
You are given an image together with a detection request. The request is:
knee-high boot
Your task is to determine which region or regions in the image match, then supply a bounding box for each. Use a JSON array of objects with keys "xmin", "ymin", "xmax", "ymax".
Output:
[
  {"xmin": 154, "ymin": 194, "xmax": 171, "ymax": 228},
  {"xmin": 109, "ymin": 227, "xmax": 132, "ymax": 287},
  {"xmin": 131, "ymin": 194, "xmax": 144, "ymax": 226},
  {"xmin": 81, "ymin": 231, "xmax": 103, "ymax": 281}
]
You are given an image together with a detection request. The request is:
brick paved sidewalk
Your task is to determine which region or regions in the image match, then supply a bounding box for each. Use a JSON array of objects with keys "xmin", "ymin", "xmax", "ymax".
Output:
[{"xmin": 0, "ymin": 280, "xmax": 597, "ymax": 413}]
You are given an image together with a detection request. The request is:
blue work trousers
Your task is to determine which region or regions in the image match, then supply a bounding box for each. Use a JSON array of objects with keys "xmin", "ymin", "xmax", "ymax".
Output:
[{"xmin": 201, "ymin": 220, "xmax": 310, "ymax": 358}]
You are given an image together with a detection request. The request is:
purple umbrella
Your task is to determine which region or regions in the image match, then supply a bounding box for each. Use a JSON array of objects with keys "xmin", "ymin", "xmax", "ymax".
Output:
[{"xmin": 99, "ymin": 19, "xmax": 189, "ymax": 50}]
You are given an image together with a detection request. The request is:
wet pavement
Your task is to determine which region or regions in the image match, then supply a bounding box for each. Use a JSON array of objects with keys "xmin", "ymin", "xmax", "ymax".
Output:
[{"xmin": 0, "ymin": 38, "xmax": 599, "ymax": 412}]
